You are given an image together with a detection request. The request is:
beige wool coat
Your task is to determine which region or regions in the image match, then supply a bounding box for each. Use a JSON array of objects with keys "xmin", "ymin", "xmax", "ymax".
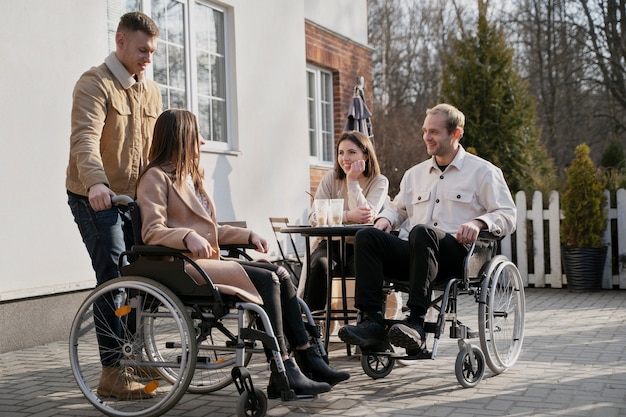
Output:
[{"xmin": 136, "ymin": 164, "xmax": 262, "ymax": 304}]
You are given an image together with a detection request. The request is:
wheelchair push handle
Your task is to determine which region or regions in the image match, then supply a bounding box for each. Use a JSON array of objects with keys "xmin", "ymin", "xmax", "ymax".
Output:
[{"xmin": 111, "ymin": 194, "xmax": 134, "ymax": 206}]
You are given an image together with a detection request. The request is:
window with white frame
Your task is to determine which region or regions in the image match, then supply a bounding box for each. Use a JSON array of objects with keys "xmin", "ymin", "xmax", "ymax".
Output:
[
  {"xmin": 307, "ymin": 66, "xmax": 334, "ymax": 165},
  {"xmin": 107, "ymin": 0, "xmax": 230, "ymax": 150}
]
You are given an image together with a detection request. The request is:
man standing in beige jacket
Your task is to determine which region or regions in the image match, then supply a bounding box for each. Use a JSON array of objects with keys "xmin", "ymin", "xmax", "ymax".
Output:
[{"xmin": 65, "ymin": 11, "xmax": 161, "ymax": 399}]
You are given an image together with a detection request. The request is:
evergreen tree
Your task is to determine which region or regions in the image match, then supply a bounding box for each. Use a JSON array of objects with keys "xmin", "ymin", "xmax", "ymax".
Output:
[
  {"xmin": 600, "ymin": 140, "xmax": 625, "ymax": 170},
  {"xmin": 440, "ymin": 0, "xmax": 554, "ymax": 193}
]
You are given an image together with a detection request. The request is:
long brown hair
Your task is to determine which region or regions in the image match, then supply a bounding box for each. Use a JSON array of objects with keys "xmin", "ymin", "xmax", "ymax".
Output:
[
  {"xmin": 143, "ymin": 109, "xmax": 203, "ymax": 189},
  {"xmin": 334, "ymin": 131, "xmax": 381, "ymax": 180}
]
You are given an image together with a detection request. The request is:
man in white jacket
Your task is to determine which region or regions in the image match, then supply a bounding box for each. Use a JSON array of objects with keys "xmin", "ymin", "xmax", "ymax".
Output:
[{"xmin": 339, "ymin": 103, "xmax": 517, "ymax": 350}]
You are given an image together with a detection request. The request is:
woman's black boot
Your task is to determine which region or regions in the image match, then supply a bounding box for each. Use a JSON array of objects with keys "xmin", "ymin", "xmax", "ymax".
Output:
[
  {"xmin": 267, "ymin": 359, "xmax": 293, "ymax": 400},
  {"xmin": 294, "ymin": 346, "xmax": 350, "ymax": 386},
  {"xmin": 267, "ymin": 358, "xmax": 330, "ymax": 399},
  {"xmin": 284, "ymin": 358, "xmax": 331, "ymax": 397}
]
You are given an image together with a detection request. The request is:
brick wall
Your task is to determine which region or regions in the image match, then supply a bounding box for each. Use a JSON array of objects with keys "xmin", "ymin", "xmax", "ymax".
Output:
[{"xmin": 305, "ymin": 20, "xmax": 373, "ymax": 198}]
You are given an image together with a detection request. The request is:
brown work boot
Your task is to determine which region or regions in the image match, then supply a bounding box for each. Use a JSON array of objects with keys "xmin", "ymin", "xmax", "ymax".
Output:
[
  {"xmin": 132, "ymin": 365, "xmax": 163, "ymax": 381},
  {"xmin": 97, "ymin": 365, "xmax": 157, "ymax": 400}
]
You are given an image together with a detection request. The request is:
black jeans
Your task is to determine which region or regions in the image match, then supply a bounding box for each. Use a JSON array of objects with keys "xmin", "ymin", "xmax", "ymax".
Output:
[
  {"xmin": 353, "ymin": 225, "xmax": 468, "ymax": 319},
  {"xmin": 304, "ymin": 240, "xmax": 355, "ymax": 312},
  {"xmin": 239, "ymin": 261, "xmax": 309, "ymax": 356}
]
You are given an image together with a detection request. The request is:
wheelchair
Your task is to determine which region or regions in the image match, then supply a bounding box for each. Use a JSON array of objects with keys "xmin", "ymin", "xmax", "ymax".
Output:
[
  {"xmin": 359, "ymin": 231, "xmax": 525, "ymax": 388},
  {"xmin": 69, "ymin": 196, "xmax": 327, "ymax": 417}
]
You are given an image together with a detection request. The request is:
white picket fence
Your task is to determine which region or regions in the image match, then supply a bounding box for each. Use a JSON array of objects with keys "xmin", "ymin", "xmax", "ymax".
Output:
[{"xmin": 499, "ymin": 189, "xmax": 626, "ymax": 289}]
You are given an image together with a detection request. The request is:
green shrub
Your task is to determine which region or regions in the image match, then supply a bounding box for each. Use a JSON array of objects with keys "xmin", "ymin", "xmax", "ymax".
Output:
[{"xmin": 560, "ymin": 143, "xmax": 607, "ymax": 248}]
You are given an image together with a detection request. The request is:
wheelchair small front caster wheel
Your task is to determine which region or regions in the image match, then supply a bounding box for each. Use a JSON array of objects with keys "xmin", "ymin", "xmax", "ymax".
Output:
[
  {"xmin": 361, "ymin": 350, "xmax": 395, "ymax": 379},
  {"xmin": 455, "ymin": 344, "xmax": 485, "ymax": 388},
  {"xmin": 236, "ymin": 388, "xmax": 267, "ymax": 417}
]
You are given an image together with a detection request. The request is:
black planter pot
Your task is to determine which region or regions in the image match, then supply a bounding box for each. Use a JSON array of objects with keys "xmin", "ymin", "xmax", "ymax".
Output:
[{"xmin": 561, "ymin": 246, "xmax": 608, "ymax": 292}]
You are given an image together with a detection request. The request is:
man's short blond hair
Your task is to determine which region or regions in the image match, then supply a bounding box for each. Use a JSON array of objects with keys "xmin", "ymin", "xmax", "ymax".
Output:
[{"xmin": 426, "ymin": 103, "xmax": 465, "ymax": 135}]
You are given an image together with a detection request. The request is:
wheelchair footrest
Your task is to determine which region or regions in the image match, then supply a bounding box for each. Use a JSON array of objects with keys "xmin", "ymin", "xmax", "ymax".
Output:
[{"xmin": 394, "ymin": 349, "xmax": 432, "ymax": 360}]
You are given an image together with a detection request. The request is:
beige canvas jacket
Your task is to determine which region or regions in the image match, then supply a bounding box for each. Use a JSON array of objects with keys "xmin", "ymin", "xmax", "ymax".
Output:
[{"xmin": 66, "ymin": 52, "xmax": 161, "ymax": 197}]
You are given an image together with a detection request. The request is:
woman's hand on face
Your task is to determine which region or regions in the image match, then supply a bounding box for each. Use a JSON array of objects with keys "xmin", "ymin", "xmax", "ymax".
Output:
[
  {"xmin": 347, "ymin": 206, "xmax": 374, "ymax": 224},
  {"xmin": 249, "ymin": 232, "xmax": 269, "ymax": 253},
  {"xmin": 346, "ymin": 159, "xmax": 366, "ymax": 181},
  {"xmin": 184, "ymin": 231, "xmax": 215, "ymax": 258}
]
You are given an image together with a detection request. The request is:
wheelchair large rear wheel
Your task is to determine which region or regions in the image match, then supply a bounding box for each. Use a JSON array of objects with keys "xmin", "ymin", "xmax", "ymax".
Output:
[
  {"xmin": 69, "ymin": 277, "xmax": 197, "ymax": 417},
  {"xmin": 478, "ymin": 256, "xmax": 525, "ymax": 374}
]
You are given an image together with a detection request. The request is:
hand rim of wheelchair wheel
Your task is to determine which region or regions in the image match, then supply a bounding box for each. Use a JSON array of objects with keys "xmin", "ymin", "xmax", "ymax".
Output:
[{"xmin": 478, "ymin": 256, "xmax": 525, "ymax": 375}]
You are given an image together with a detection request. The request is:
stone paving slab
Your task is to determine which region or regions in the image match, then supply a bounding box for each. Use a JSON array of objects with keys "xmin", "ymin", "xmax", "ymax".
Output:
[{"xmin": 1, "ymin": 288, "xmax": 625, "ymax": 417}]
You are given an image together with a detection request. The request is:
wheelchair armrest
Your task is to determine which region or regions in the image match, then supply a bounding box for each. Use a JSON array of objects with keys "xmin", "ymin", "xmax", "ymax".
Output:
[
  {"xmin": 477, "ymin": 231, "xmax": 503, "ymax": 242},
  {"xmin": 130, "ymin": 245, "xmax": 187, "ymax": 256},
  {"xmin": 221, "ymin": 243, "xmax": 257, "ymax": 250},
  {"xmin": 120, "ymin": 245, "xmax": 226, "ymax": 308},
  {"xmin": 220, "ymin": 243, "xmax": 256, "ymax": 261}
]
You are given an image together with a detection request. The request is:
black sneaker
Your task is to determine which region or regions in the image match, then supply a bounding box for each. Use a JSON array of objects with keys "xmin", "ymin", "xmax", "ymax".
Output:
[
  {"xmin": 387, "ymin": 320, "xmax": 425, "ymax": 349},
  {"xmin": 338, "ymin": 317, "xmax": 386, "ymax": 347}
]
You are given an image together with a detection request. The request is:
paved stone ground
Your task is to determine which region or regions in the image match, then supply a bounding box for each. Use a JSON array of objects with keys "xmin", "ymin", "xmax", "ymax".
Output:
[{"xmin": 1, "ymin": 288, "xmax": 625, "ymax": 417}]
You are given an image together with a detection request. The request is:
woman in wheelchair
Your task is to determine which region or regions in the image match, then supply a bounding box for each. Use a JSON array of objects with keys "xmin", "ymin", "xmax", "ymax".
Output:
[{"xmin": 136, "ymin": 109, "xmax": 349, "ymax": 399}]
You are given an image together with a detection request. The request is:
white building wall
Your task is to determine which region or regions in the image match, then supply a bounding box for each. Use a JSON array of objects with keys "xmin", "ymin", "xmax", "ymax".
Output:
[
  {"xmin": 0, "ymin": 0, "xmax": 109, "ymax": 300},
  {"xmin": 304, "ymin": 0, "xmax": 369, "ymax": 45},
  {"xmin": 0, "ymin": 0, "xmax": 367, "ymax": 302}
]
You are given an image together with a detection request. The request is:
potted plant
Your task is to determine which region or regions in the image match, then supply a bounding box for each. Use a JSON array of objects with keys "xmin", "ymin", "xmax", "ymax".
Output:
[{"xmin": 560, "ymin": 143, "xmax": 608, "ymax": 291}]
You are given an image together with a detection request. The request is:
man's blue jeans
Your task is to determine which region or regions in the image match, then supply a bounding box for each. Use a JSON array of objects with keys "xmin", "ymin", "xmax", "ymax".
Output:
[{"xmin": 67, "ymin": 191, "xmax": 134, "ymax": 366}]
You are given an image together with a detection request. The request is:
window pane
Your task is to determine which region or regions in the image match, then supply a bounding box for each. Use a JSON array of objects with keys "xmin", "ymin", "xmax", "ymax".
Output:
[
  {"xmin": 307, "ymin": 67, "xmax": 333, "ymax": 163},
  {"xmin": 307, "ymin": 71, "xmax": 317, "ymax": 157},
  {"xmin": 160, "ymin": 90, "xmax": 167, "ymax": 110},
  {"xmin": 309, "ymin": 130, "xmax": 317, "ymax": 157},
  {"xmin": 198, "ymin": 95, "xmax": 210, "ymax": 140},
  {"xmin": 167, "ymin": 1, "xmax": 184, "ymax": 44},
  {"xmin": 212, "ymin": 99, "xmax": 226, "ymax": 143},
  {"xmin": 321, "ymin": 72, "xmax": 331, "ymax": 102},
  {"xmin": 212, "ymin": 9, "xmax": 225, "ymax": 55},
  {"xmin": 196, "ymin": 6, "xmax": 224, "ymax": 54},
  {"xmin": 308, "ymin": 98, "xmax": 317, "ymax": 156},
  {"xmin": 211, "ymin": 55, "xmax": 225, "ymax": 98},
  {"xmin": 195, "ymin": 1, "xmax": 226, "ymax": 144},
  {"xmin": 197, "ymin": 51, "xmax": 210, "ymax": 96},
  {"xmin": 170, "ymin": 89, "xmax": 186, "ymax": 109},
  {"xmin": 322, "ymin": 131, "xmax": 333, "ymax": 161},
  {"xmin": 151, "ymin": 0, "xmax": 165, "ymax": 29},
  {"xmin": 168, "ymin": 44, "xmax": 185, "ymax": 89},
  {"xmin": 153, "ymin": 44, "xmax": 167, "ymax": 85}
]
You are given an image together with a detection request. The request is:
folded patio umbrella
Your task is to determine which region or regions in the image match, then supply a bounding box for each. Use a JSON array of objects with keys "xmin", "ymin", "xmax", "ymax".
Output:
[{"xmin": 344, "ymin": 77, "xmax": 373, "ymax": 141}]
